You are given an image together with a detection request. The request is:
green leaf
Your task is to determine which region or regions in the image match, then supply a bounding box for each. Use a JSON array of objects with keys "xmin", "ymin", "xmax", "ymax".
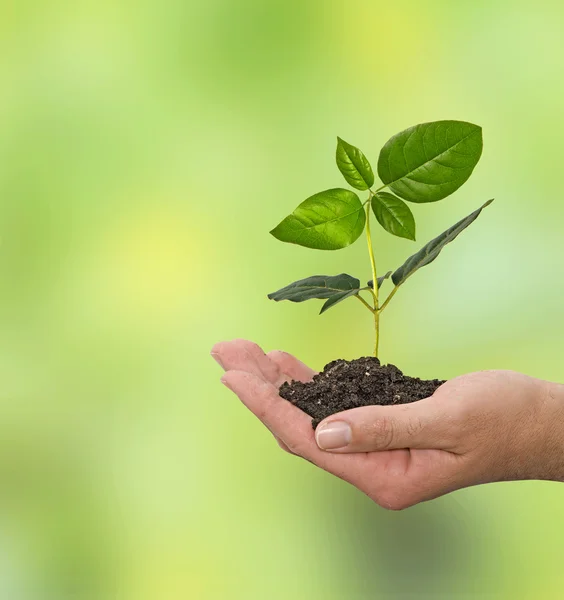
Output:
[
  {"xmin": 268, "ymin": 274, "xmax": 361, "ymax": 314},
  {"xmin": 371, "ymin": 192, "xmax": 416, "ymax": 240},
  {"xmin": 367, "ymin": 271, "xmax": 392, "ymax": 289},
  {"xmin": 336, "ymin": 137, "xmax": 375, "ymax": 190},
  {"xmin": 320, "ymin": 290, "xmax": 359, "ymax": 314},
  {"xmin": 391, "ymin": 199, "xmax": 493, "ymax": 286},
  {"xmin": 270, "ymin": 189, "xmax": 366, "ymax": 250},
  {"xmin": 377, "ymin": 120, "xmax": 483, "ymax": 203}
]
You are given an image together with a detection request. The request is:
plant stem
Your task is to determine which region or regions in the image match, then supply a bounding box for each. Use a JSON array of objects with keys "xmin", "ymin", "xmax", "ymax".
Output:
[
  {"xmin": 378, "ymin": 284, "xmax": 400, "ymax": 314},
  {"xmin": 355, "ymin": 294, "xmax": 374, "ymax": 312},
  {"xmin": 365, "ymin": 197, "xmax": 380, "ymax": 357}
]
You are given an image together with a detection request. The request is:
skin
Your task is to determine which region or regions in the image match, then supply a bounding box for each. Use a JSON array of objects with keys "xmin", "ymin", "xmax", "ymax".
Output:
[{"xmin": 211, "ymin": 339, "xmax": 564, "ymax": 510}]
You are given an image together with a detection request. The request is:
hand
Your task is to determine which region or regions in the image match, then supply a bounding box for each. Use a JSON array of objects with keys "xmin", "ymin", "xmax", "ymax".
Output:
[{"xmin": 211, "ymin": 339, "xmax": 564, "ymax": 509}]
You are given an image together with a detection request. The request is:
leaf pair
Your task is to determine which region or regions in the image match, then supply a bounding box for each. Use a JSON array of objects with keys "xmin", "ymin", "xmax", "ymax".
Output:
[
  {"xmin": 270, "ymin": 120, "xmax": 483, "ymax": 250},
  {"xmin": 267, "ymin": 273, "xmax": 390, "ymax": 315},
  {"xmin": 336, "ymin": 136, "xmax": 417, "ymax": 241},
  {"xmin": 269, "ymin": 199, "xmax": 493, "ymax": 313},
  {"xmin": 337, "ymin": 121, "xmax": 483, "ymax": 203}
]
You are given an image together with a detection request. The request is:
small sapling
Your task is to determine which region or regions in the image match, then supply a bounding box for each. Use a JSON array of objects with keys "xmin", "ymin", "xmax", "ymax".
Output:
[{"xmin": 269, "ymin": 120, "xmax": 491, "ymax": 358}]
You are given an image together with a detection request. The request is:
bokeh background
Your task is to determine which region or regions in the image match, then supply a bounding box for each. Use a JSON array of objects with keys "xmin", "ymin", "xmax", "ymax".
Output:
[{"xmin": 0, "ymin": 0, "xmax": 564, "ymax": 598}]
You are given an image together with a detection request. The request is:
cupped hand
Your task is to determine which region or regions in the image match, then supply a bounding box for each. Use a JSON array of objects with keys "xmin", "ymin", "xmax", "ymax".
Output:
[{"xmin": 212, "ymin": 339, "xmax": 564, "ymax": 509}]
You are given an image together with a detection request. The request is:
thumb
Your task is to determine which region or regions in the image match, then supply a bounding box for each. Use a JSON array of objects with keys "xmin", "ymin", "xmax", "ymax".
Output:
[{"xmin": 314, "ymin": 398, "xmax": 454, "ymax": 453}]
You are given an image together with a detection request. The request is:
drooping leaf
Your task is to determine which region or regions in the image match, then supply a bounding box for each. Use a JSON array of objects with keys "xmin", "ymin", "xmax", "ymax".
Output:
[
  {"xmin": 336, "ymin": 137, "xmax": 375, "ymax": 190},
  {"xmin": 268, "ymin": 273, "xmax": 360, "ymax": 302},
  {"xmin": 268, "ymin": 274, "xmax": 361, "ymax": 314},
  {"xmin": 320, "ymin": 290, "xmax": 360, "ymax": 314},
  {"xmin": 377, "ymin": 120, "xmax": 483, "ymax": 203},
  {"xmin": 367, "ymin": 271, "xmax": 392, "ymax": 289},
  {"xmin": 391, "ymin": 199, "xmax": 493, "ymax": 286},
  {"xmin": 270, "ymin": 188, "xmax": 366, "ymax": 250},
  {"xmin": 371, "ymin": 192, "xmax": 416, "ymax": 240}
]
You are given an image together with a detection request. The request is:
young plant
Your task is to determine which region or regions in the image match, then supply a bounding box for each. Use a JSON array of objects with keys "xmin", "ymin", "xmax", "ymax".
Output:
[{"xmin": 268, "ymin": 120, "xmax": 492, "ymax": 358}]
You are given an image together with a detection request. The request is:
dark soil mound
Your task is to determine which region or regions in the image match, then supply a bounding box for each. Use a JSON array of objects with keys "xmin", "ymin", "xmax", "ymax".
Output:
[{"xmin": 278, "ymin": 357, "xmax": 445, "ymax": 428}]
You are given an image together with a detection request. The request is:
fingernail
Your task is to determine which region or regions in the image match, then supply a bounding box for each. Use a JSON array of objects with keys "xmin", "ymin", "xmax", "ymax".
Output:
[
  {"xmin": 211, "ymin": 352, "xmax": 225, "ymax": 369},
  {"xmin": 315, "ymin": 421, "xmax": 352, "ymax": 450},
  {"xmin": 220, "ymin": 375, "xmax": 233, "ymax": 391}
]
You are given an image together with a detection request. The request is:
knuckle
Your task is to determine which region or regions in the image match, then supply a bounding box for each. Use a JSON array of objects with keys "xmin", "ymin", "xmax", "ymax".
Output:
[
  {"xmin": 405, "ymin": 416, "xmax": 424, "ymax": 439},
  {"xmin": 363, "ymin": 417, "xmax": 395, "ymax": 449},
  {"xmin": 237, "ymin": 339, "xmax": 261, "ymax": 356},
  {"xmin": 285, "ymin": 439, "xmax": 306, "ymax": 457},
  {"xmin": 275, "ymin": 438, "xmax": 294, "ymax": 455},
  {"xmin": 250, "ymin": 342, "xmax": 266, "ymax": 357},
  {"xmin": 425, "ymin": 398, "xmax": 463, "ymax": 448}
]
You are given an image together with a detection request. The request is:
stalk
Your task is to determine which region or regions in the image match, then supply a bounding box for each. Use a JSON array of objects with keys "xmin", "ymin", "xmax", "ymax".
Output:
[
  {"xmin": 378, "ymin": 284, "xmax": 400, "ymax": 314},
  {"xmin": 365, "ymin": 197, "xmax": 380, "ymax": 357}
]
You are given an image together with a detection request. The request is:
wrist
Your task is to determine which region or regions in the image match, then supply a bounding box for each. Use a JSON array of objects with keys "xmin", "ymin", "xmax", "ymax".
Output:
[{"xmin": 530, "ymin": 379, "xmax": 564, "ymax": 482}]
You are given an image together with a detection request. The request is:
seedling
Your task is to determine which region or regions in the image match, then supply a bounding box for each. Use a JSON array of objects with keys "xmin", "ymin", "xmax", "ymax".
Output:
[{"xmin": 268, "ymin": 120, "xmax": 492, "ymax": 358}]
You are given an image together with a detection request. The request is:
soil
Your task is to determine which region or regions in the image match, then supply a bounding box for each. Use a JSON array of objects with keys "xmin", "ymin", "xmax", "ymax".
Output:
[{"xmin": 278, "ymin": 357, "xmax": 445, "ymax": 428}]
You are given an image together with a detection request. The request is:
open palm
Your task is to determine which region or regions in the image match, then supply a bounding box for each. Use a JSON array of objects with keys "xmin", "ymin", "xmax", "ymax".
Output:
[{"xmin": 211, "ymin": 339, "xmax": 474, "ymax": 509}]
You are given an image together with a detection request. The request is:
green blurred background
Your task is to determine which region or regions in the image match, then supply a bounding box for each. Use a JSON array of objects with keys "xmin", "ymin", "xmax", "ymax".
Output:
[{"xmin": 0, "ymin": 0, "xmax": 564, "ymax": 598}]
